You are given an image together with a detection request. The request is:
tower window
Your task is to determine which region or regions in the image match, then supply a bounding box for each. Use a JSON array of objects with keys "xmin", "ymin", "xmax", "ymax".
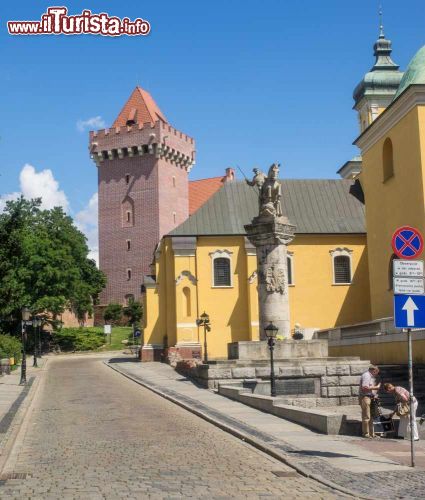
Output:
[
  {"xmin": 126, "ymin": 211, "xmax": 131, "ymax": 223},
  {"xmin": 383, "ymin": 137, "xmax": 394, "ymax": 182},
  {"xmin": 127, "ymin": 269, "xmax": 132, "ymax": 280},
  {"xmin": 125, "ymin": 174, "xmax": 130, "ymax": 185},
  {"xmin": 126, "ymin": 240, "xmax": 131, "ymax": 251},
  {"xmin": 172, "ymin": 176, "xmax": 176, "ymax": 188},
  {"xmin": 173, "ymin": 211, "xmax": 176, "ymax": 224}
]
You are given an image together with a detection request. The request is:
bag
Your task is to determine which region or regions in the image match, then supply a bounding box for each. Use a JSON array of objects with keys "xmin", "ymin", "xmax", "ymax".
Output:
[{"xmin": 396, "ymin": 402, "xmax": 410, "ymax": 417}]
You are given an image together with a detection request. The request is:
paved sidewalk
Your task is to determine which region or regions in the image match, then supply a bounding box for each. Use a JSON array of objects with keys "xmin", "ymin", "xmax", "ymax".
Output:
[
  {"xmin": 0, "ymin": 359, "xmax": 45, "ymax": 471},
  {"xmin": 107, "ymin": 359, "xmax": 425, "ymax": 499}
]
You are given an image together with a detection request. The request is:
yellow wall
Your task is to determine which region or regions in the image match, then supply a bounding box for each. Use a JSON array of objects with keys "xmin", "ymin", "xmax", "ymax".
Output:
[
  {"xmin": 330, "ymin": 338, "xmax": 425, "ymax": 365},
  {"xmin": 143, "ymin": 233, "xmax": 371, "ymax": 359},
  {"xmin": 360, "ymin": 106, "xmax": 425, "ymax": 319}
]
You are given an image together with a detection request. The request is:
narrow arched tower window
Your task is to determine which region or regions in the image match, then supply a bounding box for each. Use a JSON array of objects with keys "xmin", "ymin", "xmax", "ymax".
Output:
[{"xmin": 383, "ymin": 138, "xmax": 394, "ymax": 182}]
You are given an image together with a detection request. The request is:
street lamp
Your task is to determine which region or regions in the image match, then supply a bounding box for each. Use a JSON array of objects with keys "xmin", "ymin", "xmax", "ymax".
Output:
[
  {"xmin": 32, "ymin": 317, "xmax": 41, "ymax": 367},
  {"xmin": 20, "ymin": 306, "xmax": 31, "ymax": 385},
  {"xmin": 196, "ymin": 312, "xmax": 211, "ymax": 364},
  {"xmin": 265, "ymin": 322, "xmax": 279, "ymax": 397}
]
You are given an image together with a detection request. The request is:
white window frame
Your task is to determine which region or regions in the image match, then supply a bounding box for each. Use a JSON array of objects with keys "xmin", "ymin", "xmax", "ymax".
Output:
[
  {"xmin": 330, "ymin": 248, "xmax": 353, "ymax": 285},
  {"xmin": 209, "ymin": 249, "xmax": 233, "ymax": 288},
  {"xmin": 287, "ymin": 252, "xmax": 295, "ymax": 286}
]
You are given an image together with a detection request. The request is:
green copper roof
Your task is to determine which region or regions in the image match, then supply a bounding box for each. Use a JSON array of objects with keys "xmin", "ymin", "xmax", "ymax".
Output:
[
  {"xmin": 394, "ymin": 46, "xmax": 425, "ymax": 99},
  {"xmin": 353, "ymin": 29, "xmax": 403, "ymax": 105},
  {"xmin": 169, "ymin": 180, "xmax": 365, "ymax": 237}
]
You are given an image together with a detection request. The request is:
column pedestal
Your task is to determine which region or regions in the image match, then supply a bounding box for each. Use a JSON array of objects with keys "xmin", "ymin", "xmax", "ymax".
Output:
[{"xmin": 245, "ymin": 215, "xmax": 296, "ymax": 340}]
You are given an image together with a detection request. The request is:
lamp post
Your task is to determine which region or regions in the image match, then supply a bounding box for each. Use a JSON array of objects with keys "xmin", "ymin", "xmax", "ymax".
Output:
[
  {"xmin": 20, "ymin": 306, "xmax": 31, "ymax": 385},
  {"xmin": 196, "ymin": 312, "xmax": 211, "ymax": 364},
  {"xmin": 265, "ymin": 322, "xmax": 279, "ymax": 397},
  {"xmin": 32, "ymin": 317, "xmax": 40, "ymax": 367},
  {"xmin": 38, "ymin": 318, "xmax": 43, "ymax": 358}
]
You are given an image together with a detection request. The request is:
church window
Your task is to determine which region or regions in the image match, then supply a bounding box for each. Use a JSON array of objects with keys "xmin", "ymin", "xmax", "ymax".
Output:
[
  {"xmin": 183, "ymin": 287, "xmax": 191, "ymax": 317},
  {"xmin": 210, "ymin": 249, "xmax": 233, "ymax": 287},
  {"xmin": 383, "ymin": 138, "xmax": 394, "ymax": 182},
  {"xmin": 126, "ymin": 240, "xmax": 131, "ymax": 251},
  {"xmin": 287, "ymin": 254, "xmax": 294, "ymax": 285},
  {"xmin": 213, "ymin": 258, "xmax": 231, "ymax": 287},
  {"xmin": 127, "ymin": 269, "xmax": 132, "ymax": 280},
  {"xmin": 330, "ymin": 248, "xmax": 352, "ymax": 285}
]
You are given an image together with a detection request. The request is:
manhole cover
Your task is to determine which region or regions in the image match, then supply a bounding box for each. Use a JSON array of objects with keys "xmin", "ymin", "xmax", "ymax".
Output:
[
  {"xmin": 0, "ymin": 472, "xmax": 28, "ymax": 480},
  {"xmin": 272, "ymin": 471, "xmax": 298, "ymax": 478}
]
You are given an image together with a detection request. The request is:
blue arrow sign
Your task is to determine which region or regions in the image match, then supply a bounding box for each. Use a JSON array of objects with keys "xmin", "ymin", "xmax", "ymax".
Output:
[{"xmin": 394, "ymin": 294, "xmax": 425, "ymax": 328}]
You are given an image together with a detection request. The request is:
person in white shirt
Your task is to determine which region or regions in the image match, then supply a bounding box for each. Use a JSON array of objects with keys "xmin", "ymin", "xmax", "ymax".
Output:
[{"xmin": 359, "ymin": 365, "xmax": 381, "ymax": 438}]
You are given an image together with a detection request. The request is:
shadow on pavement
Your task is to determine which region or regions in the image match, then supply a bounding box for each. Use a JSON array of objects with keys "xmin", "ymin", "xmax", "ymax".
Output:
[{"xmin": 108, "ymin": 357, "xmax": 139, "ymax": 364}]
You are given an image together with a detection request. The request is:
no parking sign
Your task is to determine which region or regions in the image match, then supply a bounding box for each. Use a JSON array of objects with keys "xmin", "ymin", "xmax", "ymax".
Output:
[{"xmin": 392, "ymin": 226, "xmax": 424, "ymax": 259}]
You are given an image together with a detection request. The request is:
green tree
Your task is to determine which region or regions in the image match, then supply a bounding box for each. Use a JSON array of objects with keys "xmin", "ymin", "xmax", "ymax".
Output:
[
  {"xmin": 123, "ymin": 298, "xmax": 143, "ymax": 327},
  {"xmin": 0, "ymin": 197, "xmax": 106, "ymax": 333},
  {"xmin": 103, "ymin": 303, "xmax": 123, "ymax": 325}
]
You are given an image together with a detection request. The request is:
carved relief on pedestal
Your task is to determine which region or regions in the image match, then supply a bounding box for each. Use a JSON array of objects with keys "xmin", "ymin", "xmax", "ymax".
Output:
[{"xmin": 261, "ymin": 265, "xmax": 286, "ymax": 294}]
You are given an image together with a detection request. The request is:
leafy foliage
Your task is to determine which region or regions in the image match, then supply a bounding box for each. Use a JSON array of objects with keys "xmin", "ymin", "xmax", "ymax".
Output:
[
  {"xmin": 123, "ymin": 298, "xmax": 143, "ymax": 327},
  {"xmin": 52, "ymin": 327, "xmax": 105, "ymax": 352},
  {"xmin": 103, "ymin": 303, "xmax": 123, "ymax": 325},
  {"xmin": 0, "ymin": 198, "xmax": 106, "ymax": 333},
  {"xmin": 0, "ymin": 334, "xmax": 22, "ymax": 363}
]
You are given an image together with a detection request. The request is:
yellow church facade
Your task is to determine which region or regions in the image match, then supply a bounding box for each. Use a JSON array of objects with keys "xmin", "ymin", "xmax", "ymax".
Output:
[{"xmin": 142, "ymin": 31, "xmax": 425, "ymax": 363}]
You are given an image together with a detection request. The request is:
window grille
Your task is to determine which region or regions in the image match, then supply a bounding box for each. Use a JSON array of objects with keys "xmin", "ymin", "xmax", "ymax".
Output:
[
  {"xmin": 334, "ymin": 256, "xmax": 351, "ymax": 284},
  {"xmin": 214, "ymin": 258, "xmax": 231, "ymax": 286}
]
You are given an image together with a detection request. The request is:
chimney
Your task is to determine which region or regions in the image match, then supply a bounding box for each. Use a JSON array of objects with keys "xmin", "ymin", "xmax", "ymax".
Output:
[{"xmin": 224, "ymin": 167, "xmax": 235, "ymax": 182}]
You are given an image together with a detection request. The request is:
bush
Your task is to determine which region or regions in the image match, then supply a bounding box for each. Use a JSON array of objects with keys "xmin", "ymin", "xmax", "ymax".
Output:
[
  {"xmin": 0, "ymin": 334, "xmax": 22, "ymax": 363},
  {"xmin": 52, "ymin": 327, "xmax": 105, "ymax": 352}
]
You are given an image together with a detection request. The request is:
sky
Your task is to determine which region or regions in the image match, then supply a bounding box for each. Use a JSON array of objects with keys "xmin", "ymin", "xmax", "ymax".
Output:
[{"xmin": 0, "ymin": 1, "xmax": 424, "ymax": 263}]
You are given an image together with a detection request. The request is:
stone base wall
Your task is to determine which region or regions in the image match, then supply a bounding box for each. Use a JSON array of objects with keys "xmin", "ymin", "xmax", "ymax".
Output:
[
  {"xmin": 179, "ymin": 357, "xmax": 369, "ymax": 406},
  {"xmin": 141, "ymin": 345, "xmax": 164, "ymax": 362}
]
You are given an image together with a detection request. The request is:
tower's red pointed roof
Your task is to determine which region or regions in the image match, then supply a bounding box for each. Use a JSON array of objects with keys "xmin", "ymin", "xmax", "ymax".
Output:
[{"xmin": 112, "ymin": 86, "xmax": 167, "ymax": 127}]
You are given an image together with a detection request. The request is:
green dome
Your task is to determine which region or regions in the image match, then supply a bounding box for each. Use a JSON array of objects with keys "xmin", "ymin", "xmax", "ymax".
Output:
[{"xmin": 394, "ymin": 46, "xmax": 425, "ymax": 99}]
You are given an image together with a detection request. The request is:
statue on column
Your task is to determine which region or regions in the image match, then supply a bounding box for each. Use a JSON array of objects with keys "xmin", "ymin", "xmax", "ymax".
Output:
[{"xmin": 246, "ymin": 163, "xmax": 283, "ymax": 218}]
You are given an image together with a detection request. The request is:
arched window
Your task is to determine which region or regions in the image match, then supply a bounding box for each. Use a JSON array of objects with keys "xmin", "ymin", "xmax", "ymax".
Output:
[
  {"xmin": 125, "ymin": 294, "xmax": 134, "ymax": 305},
  {"xmin": 122, "ymin": 196, "xmax": 135, "ymax": 227},
  {"xmin": 287, "ymin": 254, "xmax": 294, "ymax": 285},
  {"xmin": 213, "ymin": 258, "xmax": 231, "ymax": 287},
  {"xmin": 210, "ymin": 250, "xmax": 233, "ymax": 287},
  {"xmin": 182, "ymin": 287, "xmax": 191, "ymax": 317},
  {"xmin": 330, "ymin": 248, "xmax": 352, "ymax": 285},
  {"xmin": 383, "ymin": 137, "xmax": 394, "ymax": 182},
  {"xmin": 127, "ymin": 269, "xmax": 132, "ymax": 281}
]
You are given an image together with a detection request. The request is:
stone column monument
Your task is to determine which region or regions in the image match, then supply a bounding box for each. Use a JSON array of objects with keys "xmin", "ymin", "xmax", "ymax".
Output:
[{"xmin": 244, "ymin": 163, "xmax": 296, "ymax": 340}]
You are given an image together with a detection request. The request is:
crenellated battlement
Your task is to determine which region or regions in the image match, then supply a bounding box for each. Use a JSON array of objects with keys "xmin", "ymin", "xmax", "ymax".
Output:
[{"xmin": 89, "ymin": 120, "xmax": 195, "ymax": 171}]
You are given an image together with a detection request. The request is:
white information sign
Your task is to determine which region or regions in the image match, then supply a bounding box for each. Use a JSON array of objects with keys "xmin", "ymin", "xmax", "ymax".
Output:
[
  {"xmin": 104, "ymin": 324, "xmax": 111, "ymax": 335},
  {"xmin": 393, "ymin": 277, "xmax": 425, "ymax": 295},
  {"xmin": 393, "ymin": 260, "xmax": 424, "ymax": 278}
]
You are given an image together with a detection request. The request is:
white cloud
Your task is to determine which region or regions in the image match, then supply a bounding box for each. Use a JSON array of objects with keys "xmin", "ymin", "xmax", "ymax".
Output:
[
  {"xmin": 75, "ymin": 193, "xmax": 99, "ymax": 266},
  {"xmin": 76, "ymin": 116, "xmax": 105, "ymax": 132},
  {"xmin": 1, "ymin": 165, "xmax": 98, "ymax": 265},
  {"xmin": 0, "ymin": 191, "xmax": 20, "ymax": 212},
  {"xmin": 20, "ymin": 164, "xmax": 69, "ymax": 211}
]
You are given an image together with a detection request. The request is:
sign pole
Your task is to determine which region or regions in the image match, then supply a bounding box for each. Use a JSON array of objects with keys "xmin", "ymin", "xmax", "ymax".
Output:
[{"xmin": 407, "ymin": 327, "xmax": 415, "ymax": 467}]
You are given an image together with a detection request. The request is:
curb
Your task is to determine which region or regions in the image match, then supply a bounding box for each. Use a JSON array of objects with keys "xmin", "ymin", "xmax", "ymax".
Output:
[
  {"xmin": 105, "ymin": 361, "xmax": 373, "ymax": 500},
  {"xmin": 0, "ymin": 359, "xmax": 49, "ymax": 476}
]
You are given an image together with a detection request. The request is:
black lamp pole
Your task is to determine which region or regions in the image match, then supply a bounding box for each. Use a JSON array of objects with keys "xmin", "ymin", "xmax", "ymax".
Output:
[
  {"xmin": 197, "ymin": 312, "xmax": 211, "ymax": 364},
  {"xmin": 265, "ymin": 322, "xmax": 279, "ymax": 398},
  {"xmin": 20, "ymin": 307, "xmax": 30, "ymax": 385},
  {"xmin": 32, "ymin": 318, "xmax": 38, "ymax": 367}
]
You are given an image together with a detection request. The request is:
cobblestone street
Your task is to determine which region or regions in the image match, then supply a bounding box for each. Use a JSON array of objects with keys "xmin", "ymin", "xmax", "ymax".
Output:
[{"xmin": 0, "ymin": 356, "xmax": 339, "ymax": 499}]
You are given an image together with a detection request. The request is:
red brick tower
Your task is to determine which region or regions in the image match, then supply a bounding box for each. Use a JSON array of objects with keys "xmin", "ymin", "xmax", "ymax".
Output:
[{"xmin": 90, "ymin": 87, "xmax": 195, "ymax": 305}]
